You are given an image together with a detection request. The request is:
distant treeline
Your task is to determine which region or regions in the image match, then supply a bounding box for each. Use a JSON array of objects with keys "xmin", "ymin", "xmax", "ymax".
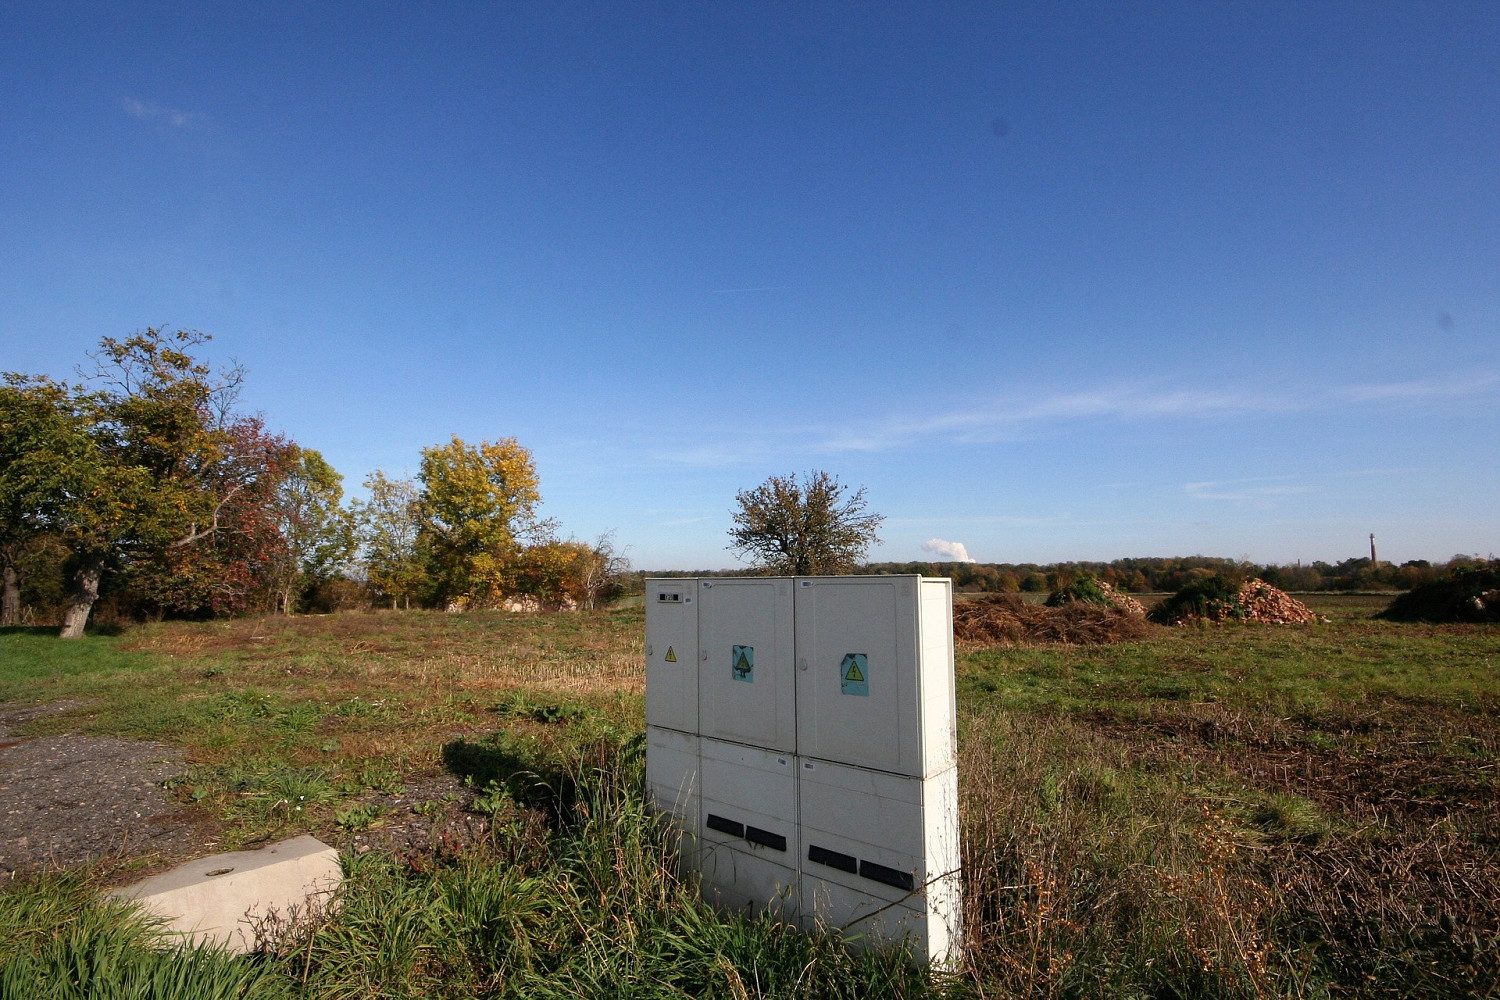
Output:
[{"xmin": 639, "ymin": 554, "xmax": 1495, "ymax": 594}]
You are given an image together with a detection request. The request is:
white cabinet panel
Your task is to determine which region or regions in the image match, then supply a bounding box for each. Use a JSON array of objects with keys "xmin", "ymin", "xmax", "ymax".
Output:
[
  {"xmin": 645, "ymin": 580, "xmax": 699, "ymax": 734},
  {"xmin": 643, "ymin": 574, "xmax": 961, "ymax": 964},
  {"xmin": 698, "ymin": 579, "xmax": 796, "ymax": 752},
  {"xmin": 698, "ymin": 737, "xmax": 799, "ymax": 917},
  {"xmin": 797, "ymin": 757, "xmax": 961, "ymax": 966},
  {"xmin": 794, "ymin": 576, "xmax": 955, "ymax": 777},
  {"xmin": 645, "ymin": 726, "xmax": 699, "ymax": 864}
]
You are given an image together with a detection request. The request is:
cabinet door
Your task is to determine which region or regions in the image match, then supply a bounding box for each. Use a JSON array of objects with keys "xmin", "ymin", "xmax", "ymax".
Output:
[
  {"xmin": 794, "ymin": 576, "xmax": 918, "ymax": 774},
  {"xmin": 697, "ymin": 737, "xmax": 799, "ymax": 918},
  {"xmin": 698, "ymin": 578, "xmax": 796, "ymax": 752},
  {"xmin": 645, "ymin": 579, "xmax": 698, "ymax": 733}
]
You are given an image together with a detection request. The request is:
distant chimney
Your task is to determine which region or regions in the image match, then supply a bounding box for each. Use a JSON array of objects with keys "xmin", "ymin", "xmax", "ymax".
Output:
[{"xmin": 1370, "ymin": 533, "xmax": 1378, "ymax": 567}]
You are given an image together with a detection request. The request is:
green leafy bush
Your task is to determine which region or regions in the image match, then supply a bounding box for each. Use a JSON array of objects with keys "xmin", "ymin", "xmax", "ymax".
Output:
[
  {"xmin": 1149, "ymin": 574, "xmax": 1247, "ymax": 625},
  {"xmin": 1045, "ymin": 574, "xmax": 1114, "ymax": 608}
]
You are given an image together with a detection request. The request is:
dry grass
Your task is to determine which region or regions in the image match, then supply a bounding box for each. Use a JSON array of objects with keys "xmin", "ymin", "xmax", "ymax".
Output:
[
  {"xmin": 127, "ymin": 609, "xmax": 644, "ymax": 699},
  {"xmin": 957, "ymin": 711, "xmax": 1277, "ymax": 997}
]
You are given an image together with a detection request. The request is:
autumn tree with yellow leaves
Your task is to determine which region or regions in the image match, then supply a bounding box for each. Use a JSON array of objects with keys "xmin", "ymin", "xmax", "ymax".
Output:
[{"xmin": 415, "ymin": 435, "xmax": 555, "ymax": 608}]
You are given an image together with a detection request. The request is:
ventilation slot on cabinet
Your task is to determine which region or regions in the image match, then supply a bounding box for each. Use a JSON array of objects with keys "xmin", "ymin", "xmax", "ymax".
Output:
[
  {"xmin": 706, "ymin": 814, "xmax": 744, "ymax": 838},
  {"xmin": 744, "ymin": 825, "xmax": 787, "ymax": 852},
  {"xmin": 859, "ymin": 860, "xmax": 915, "ymax": 892},
  {"xmin": 807, "ymin": 844, "xmax": 858, "ymax": 874}
]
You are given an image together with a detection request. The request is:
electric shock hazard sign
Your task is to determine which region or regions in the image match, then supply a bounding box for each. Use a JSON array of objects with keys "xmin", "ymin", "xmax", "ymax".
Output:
[
  {"xmin": 840, "ymin": 653, "xmax": 869, "ymax": 696},
  {"xmin": 731, "ymin": 645, "xmax": 754, "ymax": 683}
]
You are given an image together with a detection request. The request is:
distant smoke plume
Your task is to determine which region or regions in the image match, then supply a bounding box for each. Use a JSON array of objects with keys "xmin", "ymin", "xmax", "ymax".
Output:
[{"xmin": 922, "ymin": 538, "xmax": 975, "ymax": 563}]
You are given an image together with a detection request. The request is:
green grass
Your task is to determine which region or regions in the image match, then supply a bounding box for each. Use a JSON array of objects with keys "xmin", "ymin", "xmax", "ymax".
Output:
[
  {"xmin": 0, "ymin": 609, "xmax": 647, "ymax": 846},
  {"xmin": 953, "ymin": 598, "xmax": 1500, "ymax": 998},
  {"xmin": 0, "ymin": 626, "xmax": 161, "ymax": 699},
  {"xmin": 0, "ymin": 868, "xmax": 292, "ymax": 1000},
  {"xmin": 960, "ymin": 616, "xmax": 1500, "ymax": 716},
  {"xmin": 2, "ymin": 748, "xmax": 940, "ymax": 1000}
]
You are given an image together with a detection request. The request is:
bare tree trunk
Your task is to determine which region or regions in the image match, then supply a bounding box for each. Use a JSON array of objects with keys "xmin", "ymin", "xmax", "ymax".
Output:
[
  {"xmin": 1, "ymin": 563, "xmax": 19, "ymax": 627},
  {"xmin": 60, "ymin": 553, "xmax": 105, "ymax": 639}
]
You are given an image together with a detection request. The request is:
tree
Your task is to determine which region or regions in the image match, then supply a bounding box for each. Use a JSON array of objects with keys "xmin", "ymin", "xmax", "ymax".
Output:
[
  {"xmin": 568, "ymin": 533, "xmax": 630, "ymax": 609},
  {"xmin": 727, "ymin": 471, "xmax": 884, "ymax": 575},
  {"xmin": 509, "ymin": 534, "xmax": 631, "ymax": 611},
  {"xmin": 416, "ymin": 436, "xmax": 552, "ymax": 607},
  {"xmin": 266, "ymin": 447, "xmax": 354, "ymax": 614},
  {"xmin": 353, "ymin": 470, "xmax": 424, "ymax": 610},
  {"xmin": 0, "ymin": 380, "xmax": 91, "ymax": 626},
  {"xmin": 0, "ymin": 329, "xmax": 248, "ymax": 637},
  {"xmin": 121, "ymin": 415, "xmax": 298, "ymax": 619},
  {"xmin": 511, "ymin": 540, "xmax": 582, "ymax": 610}
]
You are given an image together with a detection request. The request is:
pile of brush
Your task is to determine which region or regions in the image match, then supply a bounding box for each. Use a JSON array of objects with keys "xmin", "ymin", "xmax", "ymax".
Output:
[
  {"xmin": 953, "ymin": 594, "xmax": 1155, "ymax": 647},
  {"xmin": 1044, "ymin": 576, "xmax": 1147, "ymax": 617}
]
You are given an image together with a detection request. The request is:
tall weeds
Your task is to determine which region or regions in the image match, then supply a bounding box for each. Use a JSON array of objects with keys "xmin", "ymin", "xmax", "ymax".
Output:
[
  {"xmin": 274, "ymin": 739, "xmax": 939, "ymax": 998},
  {"xmin": 957, "ymin": 711, "xmax": 1278, "ymax": 998},
  {"xmin": 0, "ymin": 869, "xmax": 291, "ymax": 1000}
]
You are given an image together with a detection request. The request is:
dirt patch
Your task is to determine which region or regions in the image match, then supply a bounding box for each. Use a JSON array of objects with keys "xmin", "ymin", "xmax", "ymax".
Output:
[
  {"xmin": 1081, "ymin": 704, "xmax": 1500, "ymax": 970},
  {"xmin": 339, "ymin": 774, "xmax": 511, "ymax": 859},
  {"xmin": 1082, "ymin": 705, "xmax": 1500, "ymax": 826},
  {"xmin": 0, "ymin": 702, "xmax": 211, "ymax": 874}
]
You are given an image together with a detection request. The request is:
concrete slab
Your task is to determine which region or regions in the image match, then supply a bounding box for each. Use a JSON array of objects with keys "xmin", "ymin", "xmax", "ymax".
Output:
[{"xmin": 112, "ymin": 834, "xmax": 341, "ymax": 953}]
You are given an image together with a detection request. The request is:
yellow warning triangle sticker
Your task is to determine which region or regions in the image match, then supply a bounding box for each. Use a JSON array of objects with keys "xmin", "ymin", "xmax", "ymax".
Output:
[
  {"xmin": 664, "ymin": 646, "xmax": 677, "ymax": 663},
  {"xmin": 844, "ymin": 659, "xmax": 865, "ymax": 683}
]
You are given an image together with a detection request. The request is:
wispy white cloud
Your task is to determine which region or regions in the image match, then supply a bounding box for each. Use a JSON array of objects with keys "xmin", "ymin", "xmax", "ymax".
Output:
[
  {"xmin": 1185, "ymin": 478, "xmax": 1311, "ymax": 503},
  {"xmin": 921, "ymin": 538, "xmax": 975, "ymax": 562},
  {"xmin": 812, "ymin": 369, "xmax": 1500, "ymax": 455},
  {"xmin": 1337, "ymin": 372, "xmax": 1500, "ymax": 402},
  {"xmin": 811, "ymin": 384, "xmax": 1295, "ymax": 453},
  {"xmin": 121, "ymin": 96, "xmax": 200, "ymax": 129},
  {"xmin": 626, "ymin": 369, "xmax": 1500, "ymax": 469}
]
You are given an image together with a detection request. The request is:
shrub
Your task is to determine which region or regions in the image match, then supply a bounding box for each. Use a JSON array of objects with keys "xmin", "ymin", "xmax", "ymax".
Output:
[
  {"xmin": 1149, "ymin": 574, "xmax": 1247, "ymax": 625},
  {"xmin": 1379, "ymin": 565, "xmax": 1500, "ymax": 623},
  {"xmin": 1045, "ymin": 574, "xmax": 1114, "ymax": 608}
]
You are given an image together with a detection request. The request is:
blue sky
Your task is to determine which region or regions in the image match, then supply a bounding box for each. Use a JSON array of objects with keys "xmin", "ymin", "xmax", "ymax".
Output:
[{"xmin": 3, "ymin": 3, "xmax": 1496, "ymax": 570}]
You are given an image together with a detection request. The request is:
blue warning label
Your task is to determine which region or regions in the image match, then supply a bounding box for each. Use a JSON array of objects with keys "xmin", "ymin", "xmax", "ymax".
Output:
[
  {"xmin": 840, "ymin": 653, "xmax": 868, "ymax": 696},
  {"xmin": 732, "ymin": 644, "xmax": 754, "ymax": 683}
]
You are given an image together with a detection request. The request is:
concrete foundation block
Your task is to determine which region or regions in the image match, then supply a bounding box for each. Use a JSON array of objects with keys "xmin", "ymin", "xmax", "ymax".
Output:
[{"xmin": 112, "ymin": 834, "xmax": 341, "ymax": 953}]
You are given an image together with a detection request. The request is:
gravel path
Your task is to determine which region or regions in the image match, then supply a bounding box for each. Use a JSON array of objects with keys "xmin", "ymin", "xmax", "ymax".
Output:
[
  {"xmin": 0, "ymin": 702, "xmax": 203, "ymax": 874},
  {"xmin": 0, "ymin": 702, "xmax": 504, "ymax": 877}
]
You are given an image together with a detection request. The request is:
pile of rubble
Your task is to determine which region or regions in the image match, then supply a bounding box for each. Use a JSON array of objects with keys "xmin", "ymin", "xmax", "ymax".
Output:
[
  {"xmin": 1153, "ymin": 578, "xmax": 1316, "ymax": 626},
  {"xmin": 953, "ymin": 594, "xmax": 1155, "ymax": 647},
  {"xmin": 1072, "ymin": 579, "xmax": 1146, "ymax": 617},
  {"xmin": 1234, "ymin": 579, "xmax": 1317, "ymax": 624}
]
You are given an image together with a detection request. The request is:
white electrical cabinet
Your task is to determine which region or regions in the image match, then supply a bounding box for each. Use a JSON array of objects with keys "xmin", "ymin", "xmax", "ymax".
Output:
[
  {"xmin": 698, "ymin": 737, "xmax": 799, "ymax": 917},
  {"xmin": 794, "ymin": 576, "xmax": 956, "ymax": 778},
  {"xmin": 698, "ymin": 578, "xmax": 796, "ymax": 753},
  {"xmin": 643, "ymin": 575, "xmax": 962, "ymax": 966},
  {"xmin": 797, "ymin": 757, "xmax": 961, "ymax": 963}
]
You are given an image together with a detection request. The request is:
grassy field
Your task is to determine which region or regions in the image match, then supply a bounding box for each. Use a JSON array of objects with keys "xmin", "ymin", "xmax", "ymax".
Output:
[{"xmin": 1, "ymin": 594, "xmax": 1497, "ymax": 998}]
